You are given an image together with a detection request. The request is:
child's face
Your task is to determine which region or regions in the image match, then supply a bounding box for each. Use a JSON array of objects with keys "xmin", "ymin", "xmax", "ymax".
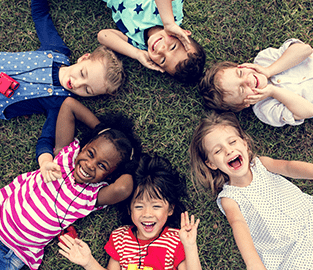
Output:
[
  {"xmin": 130, "ymin": 191, "xmax": 173, "ymax": 240},
  {"xmin": 204, "ymin": 125, "xmax": 251, "ymax": 184},
  {"xmin": 59, "ymin": 54, "xmax": 107, "ymax": 97},
  {"xmin": 217, "ymin": 67, "xmax": 268, "ymax": 107},
  {"xmin": 73, "ymin": 137, "xmax": 121, "ymax": 184},
  {"xmin": 147, "ymin": 28, "xmax": 194, "ymax": 75}
]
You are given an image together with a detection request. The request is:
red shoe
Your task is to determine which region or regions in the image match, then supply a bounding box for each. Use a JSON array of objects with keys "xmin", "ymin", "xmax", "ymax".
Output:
[{"xmin": 58, "ymin": 225, "xmax": 78, "ymax": 245}]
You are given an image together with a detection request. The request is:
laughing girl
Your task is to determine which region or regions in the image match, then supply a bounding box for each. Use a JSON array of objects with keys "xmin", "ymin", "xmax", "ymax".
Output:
[
  {"xmin": 59, "ymin": 154, "xmax": 202, "ymax": 270},
  {"xmin": 189, "ymin": 111, "xmax": 313, "ymax": 269}
]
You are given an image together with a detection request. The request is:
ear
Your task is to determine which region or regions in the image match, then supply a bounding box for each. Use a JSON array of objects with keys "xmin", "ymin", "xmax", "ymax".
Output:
[
  {"xmin": 205, "ymin": 160, "xmax": 218, "ymax": 170},
  {"xmin": 168, "ymin": 205, "xmax": 174, "ymax": 216},
  {"xmin": 77, "ymin": 53, "xmax": 91, "ymax": 63}
]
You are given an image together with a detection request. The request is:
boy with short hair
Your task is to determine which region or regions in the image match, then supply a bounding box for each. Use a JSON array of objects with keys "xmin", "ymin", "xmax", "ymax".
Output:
[
  {"xmin": 0, "ymin": 0, "xmax": 124, "ymax": 168},
  {"xmin": 200, "ymin": 39, "xmax": 313, "ymax": 127},
  {"xmin": 98, "ymin": 0, "xmax": 206, "ymax": 84}
]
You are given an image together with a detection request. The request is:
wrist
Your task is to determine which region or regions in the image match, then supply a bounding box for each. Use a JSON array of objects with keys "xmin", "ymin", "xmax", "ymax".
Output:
[{"xmin": 83, "ymin": 255, "xmax": 98, "ymax": 270}]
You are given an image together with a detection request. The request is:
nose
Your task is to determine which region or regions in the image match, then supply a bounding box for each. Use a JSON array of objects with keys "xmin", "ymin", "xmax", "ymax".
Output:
[
  {"xmin": 86, "ymin": 159, "xmax": 96, "ymax": 171},
  {"xmin": 225, "ymin": 145, "xmax": 233, "ymax": 156},
  {"xmin": 143, "ymin": 206, "xmax": 153, "ymax": 217},
  {"xmin": 73, "ymin": 78, "xmax": 84, "ymax": 89}
]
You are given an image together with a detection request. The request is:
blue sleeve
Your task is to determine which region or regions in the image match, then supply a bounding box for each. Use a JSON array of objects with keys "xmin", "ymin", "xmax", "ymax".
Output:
[
  {"xmin": 31, "ymin": 0, "xmax": 71, "ymax": 57},
  {"xmin": 35, "ymin": 97, "xmax": 66, "ymax": 162}
]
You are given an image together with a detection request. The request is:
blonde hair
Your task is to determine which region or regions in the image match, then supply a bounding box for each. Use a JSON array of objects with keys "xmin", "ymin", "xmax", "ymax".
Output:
[
  {"xmin": 189, "ymin": 111, "xmax": 255, "ymax": 193},
  {"xmin": 90, "ymin": 45, "xmax": 125, "ymax": 94}
]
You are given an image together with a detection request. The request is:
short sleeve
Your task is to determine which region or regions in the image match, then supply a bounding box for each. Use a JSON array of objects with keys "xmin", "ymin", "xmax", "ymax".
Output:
[
  {"xmin": 104, "ymin": 233, "xmax": 120, "ymax": 261},
  {"xmin": 174, "ymin": 241, "xmax": 186, "ymax": 268}
]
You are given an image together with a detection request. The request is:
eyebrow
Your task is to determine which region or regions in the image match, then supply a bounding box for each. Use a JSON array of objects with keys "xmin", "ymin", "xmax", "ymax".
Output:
[{"xmin": 91, "ymin": 146, "xmax": 110, "ymax": 168}]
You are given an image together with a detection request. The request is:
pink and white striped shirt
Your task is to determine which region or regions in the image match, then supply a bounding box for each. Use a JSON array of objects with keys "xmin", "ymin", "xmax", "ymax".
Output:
[
  {"xmin": 0, "ymin": 139, "xmax": 108, "ymax": 270},
  {"xmin": 104, "ymin": 226, "xmax": 185, "ymax": 270}
]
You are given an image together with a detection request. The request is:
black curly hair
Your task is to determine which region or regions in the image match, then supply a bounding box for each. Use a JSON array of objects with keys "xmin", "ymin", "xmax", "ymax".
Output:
[{"xmin": 80, "ymin": 112, "xmax": 142, "ymax": 182}]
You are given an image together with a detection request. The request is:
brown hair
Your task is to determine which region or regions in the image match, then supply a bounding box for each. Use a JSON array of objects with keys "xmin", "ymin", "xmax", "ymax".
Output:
[
  {"xmin": 90, "ymin": 45, "xmax": 125, "ymax": 94},
  {"xmin": 199, "ymin": 61, "xmax": 246, "ymax": 112},
  {"xmin": 189, "ymin": 111, "xmax": 255, "ymax": 193},
  {"xmin": 173, "ymin": 37, "xmax": 206, "ymax": 84}
]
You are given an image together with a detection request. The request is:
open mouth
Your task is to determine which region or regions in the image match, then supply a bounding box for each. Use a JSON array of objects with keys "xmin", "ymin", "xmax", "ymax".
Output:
[
  {"xmin": 67, "ymin": 79, "xmax": 73, "ymax": 89},
  {"xmin": 142, "ymin": 222, "xmax": 156, "ymax": 232},
  {"xmin": 152, "ymin": 38, "xmax": 162, "ymax": 51},
  {"xmin": 253, "ymin": 75, "xmax": 259, "ymax": 88},
  {"xmin": 227, "ymin": 155, "xmax": 243, "ymax": 170}
]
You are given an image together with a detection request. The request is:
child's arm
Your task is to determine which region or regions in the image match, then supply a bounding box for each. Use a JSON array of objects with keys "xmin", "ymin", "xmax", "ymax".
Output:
[
  {"xmin": 221, "ymin": 197, "xmax": 266, "ymax": 270},
  {"xmin": 58, "ymin": 235, "xmax": 120, "ymax": 270},
  {"xmin": 39, "ymin": 98, "xmax": 99, "ymax": 183},
  {"xmin": 178, "ymin": 212, "xmax": 202, "ymax": 270},
  {"xmin": 96, "ymin": 174, "xmax": 133, "ymax": 206},
  {"xmin": 245, "ymin": 84, "xmax": 313, "ymax": 120},
  {"xmin": 97, "ymin": 29, "xmax": 164, "ymax": 72},
  {"xmin": 240, "ymin": 42, "xmax": 313, "ymax": 78},
  {"xmin": 154, "ymin": 0, "xmax": 191, "ymax": 51},
  {"xmin": 260, "ymin": 156, "xmax": 313, "ymax": 179},
  {"xmin": 54, "ymin": 97, "xmax": 100, "ymax": 156}
]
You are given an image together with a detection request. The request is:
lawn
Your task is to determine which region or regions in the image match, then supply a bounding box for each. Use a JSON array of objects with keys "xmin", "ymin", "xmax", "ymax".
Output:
[{"xmin": 0, "ymin": 0, "xmax": 313, "ymax": 269}]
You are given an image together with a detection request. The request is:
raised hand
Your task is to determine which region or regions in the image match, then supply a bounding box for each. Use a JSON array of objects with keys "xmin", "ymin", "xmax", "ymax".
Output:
[
  {"xmin": 58, "ymin": 235, "xmax": 92, "ymax": 267},
  {"xmin": 179, "ymin": 211, "xmax": 200, "ymax": 247},
  {"xmin": 238, "ymin": 63, "xmax": 271, "ymax": 78},
  {"xmin": 244, "ymin": 84, "xmax": 276, "ymax": 105}
]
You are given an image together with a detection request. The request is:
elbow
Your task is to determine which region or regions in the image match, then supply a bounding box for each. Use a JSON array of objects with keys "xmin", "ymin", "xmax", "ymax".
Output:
[
  {"xmin": 98, "ymin": 29, "xmax": 110, "ymax": 44},
  {"xmin": 303, "ymin": 43, "xmax": 313, "ymax": 57}
]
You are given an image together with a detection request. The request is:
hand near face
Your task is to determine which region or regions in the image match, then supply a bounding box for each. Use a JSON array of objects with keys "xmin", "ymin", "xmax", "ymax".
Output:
[
  {"xmin": 58, "ymin": 235, "xmax": 92, "ymax": 267},
  {"xmin": 238, "ymin": 63, "xmax": 271, "ymax": 79},
  {"xmin": 136, "ymin": 49, "xmax": 165, "ymax": 72},
  {"xmin": 163, "ymin": 23, "xmax": 191, "ymax": 51},
  {"xmin": 179, "ymin": 211, "xmax": 200, "ymax": 248},
  {"xmin": 244, "ymin": 84, "xmax": 276, "ymax": 105}
]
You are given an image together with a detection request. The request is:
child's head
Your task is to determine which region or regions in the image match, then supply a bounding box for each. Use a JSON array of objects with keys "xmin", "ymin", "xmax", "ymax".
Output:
[
  {"xmin": 189, "ymin": 111, "xmax": 255, "ymax": 193},
  {"xmin": 200, "ymin": 61, "xmax": 267, "ymax": 111},
  {"xmin": 147, "ymin": 27, "xmax": 206, "ymax": 84},
  {"xmin": 123, "ymin": 154, "xmax": 186, "ymax": 239},
  {"xmin": 59, "ymin": 45, "xmax": 125, "ymax": 97},
  {"xmin": 76, "ymin": 112, "xmax": 142, "ymax": 184}
]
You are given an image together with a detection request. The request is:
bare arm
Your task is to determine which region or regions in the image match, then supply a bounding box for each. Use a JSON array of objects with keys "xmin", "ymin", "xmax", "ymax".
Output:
[
  {"xmin": 221, "ymin": 197, "xmax": 266, "ymax": 270},
  {"xmin": 97, "ymin": 29, "xmax": 164, "ymax": 72},
  {"xmin": 96, "ymin": 174, "xmax": 133, "ymax": 206},
  {"xmin": 58, "ymin": 235, "xmax": 120, "ymax": 270},
  {"xmin": 178, "ymin": 212, "xmax": 202, "ymax": 270},
  {"xmin": 266, "ymin": 43, "xmax": 313, "ymax": 77},
  {"xmin": 154, "ymin": 0, "xmax": 191, "ymax": 50},
  {"xmin": 259, "ymin": 156, "xmax": 313, "ymax": 179},
  {"xmin": 54, "ymin": 97, "xmax": 100, "ymax": 156}
]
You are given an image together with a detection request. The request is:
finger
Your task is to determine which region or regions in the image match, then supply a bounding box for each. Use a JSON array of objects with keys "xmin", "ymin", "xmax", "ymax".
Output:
[
  {"xmin": 58, "ymin": 241, "xmax": 70, "ymax": 251},
  {"xmin": 180, "ymin": 212, "xmax": 186, "ymax": 228},
  {"xmin": 60, "ymin": 235, "xmax": 75, "ymax": 248},
  {"xmin": 59, "ymin": 249, "xmax": 70, "ymax": 259},
  {"xmin": 51, "ymin": 171, "xmax": 62, "ymax": 180},
  {"xmin": 195, "ymin": 218, "xmax": 200, "ymax": 229},
  {"xmin": 185, "ymin": 211, "xmax": 190, "ymax": 226},
  {"xmin": 184, "ymin": 30, "xmax": 192, "ymax": 36},
  {"xmin": 190, "ymin": 214, "xmax": 195, "ymax": 225}
]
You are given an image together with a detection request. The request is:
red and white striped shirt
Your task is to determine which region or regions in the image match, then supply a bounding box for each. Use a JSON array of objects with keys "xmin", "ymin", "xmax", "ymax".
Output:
[
  {"xmin": 105, "ymin": 225, "xmax": 185, "ymax": 270},
  {"xmin": 0, "ymin": 139, "xmax": 107, "ymax": 269}
]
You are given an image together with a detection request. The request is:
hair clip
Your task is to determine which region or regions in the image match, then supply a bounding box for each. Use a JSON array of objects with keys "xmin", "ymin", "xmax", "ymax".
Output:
[
  {"xmin": 98, "ymin": 128, "xmax": 111, "ymax": 135},
  {"xmin": 130, "ymin": 148, "xmax": 134, "ymax": 160}
]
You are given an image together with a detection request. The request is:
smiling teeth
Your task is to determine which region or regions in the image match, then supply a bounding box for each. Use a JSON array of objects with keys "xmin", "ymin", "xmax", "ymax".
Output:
[{"xmin": 80, "ymin": 166, "xmax": 90, "ymax": 178}]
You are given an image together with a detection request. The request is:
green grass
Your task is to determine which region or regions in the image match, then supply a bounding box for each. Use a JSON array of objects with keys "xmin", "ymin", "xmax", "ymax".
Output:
[{"xmin": 0, "ymin": 0, "xmax": 313, "ymax": 269}]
